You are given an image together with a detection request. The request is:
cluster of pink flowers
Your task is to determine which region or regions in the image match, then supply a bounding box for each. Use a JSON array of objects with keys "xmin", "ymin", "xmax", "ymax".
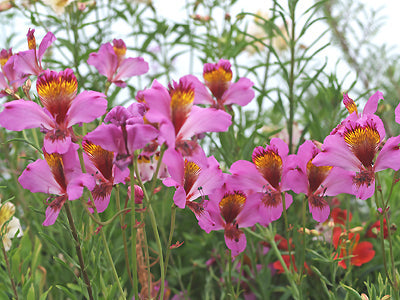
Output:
[{"xmin": 1, "ymin": 29, "xmax": 399, "ymax": 263}]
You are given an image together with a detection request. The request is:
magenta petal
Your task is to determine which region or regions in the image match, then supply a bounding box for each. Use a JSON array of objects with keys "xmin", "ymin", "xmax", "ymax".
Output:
[
  {"xmin": 225, "ymin": 229, "xmax": 246, "ymax": 257},
  {"xmin": 309, "ymin": 200, "xmax": 330, "ymax": 223},
  {"xmin": 43, "ymin": 204, "xmax": 63, "ymax": 226},
  {"xmin": 363, "ymin": 91, "xmax": 384, "ymax": 115},
  {"xmin": 126, "ymin": 124, "xmax": 158, "ymax": 152},
  {"xmin": 197, "ymin": 208, "xmax": 216, "ymax": 234},
  {"xmin": 44, "ymin": 135, "xmax": 72, "ymax": 154},
  {"xmin": 259, "ymin": 192, "xmax": 292, "ymax": 226},
  {"xmin": 312, "ymin": 134, "xmax": 360, "ymax": 172},
  {"xmin": 0, "ymin": 99, "xmax": 54, "ymax": 130},
  {"xmin": 229, "ymin": 160, "xmax": 265, "ymax": 193},
  {"xmin": 236, "ymin": 193, "xmax": 261, "ymax": 228},
  {"xmin": 67, "ymin": 91, "xmax": 107, "ymax": 126},
  {"xmin": 395, "ymin": 102, "xmax": 400, "ymax": 124},
  {"xmin": 0, "ymin": 72, "xmax": 8, "ymax": 90},
  {"xmin": 353, "ymin": 178, "xmax": 375, "ymax": 200},
  {"xmin": 143, "ymin": 80, "xmax": 171, "ymax": 124},
  {"xmin": 93, "ymin": 191, "xmax": 111, "ymax": 213},
  {"xmin": 183, "ymin": 74, "xmax": 214, "ymax": 105},
  {"xmin": 270, "ymin": 138, "xmax": 289, "ymax": 158},
  {"xmin": 375, "ymin": 135, "xmax": 400, "ymax": 172},
  {"xmin": 173, "ymin": 186, "xmax": 187, "ymax": 208},
  {"xmin": 87, "ymin": 43, "xmax": 117, "ymax": 80},
  {"xmin": 114, "ymin": 166, "xmax": 129, "ymax": 184},
  {"xmin": 67, "ymin": 174, "xmax": 95, "ymax": 200},
  {"xmin": 38, "ymin": 32, "xmax": 56, "ymax": 62},
  {"xmin": 18, "ymin": 159, "xmax": 60, "ymax": 194},
  {"xmin": 163, "ymin": 148, "xmax": 184, "ymax": 184},
  {"xmin": 14, "ymin": 50, "xmax": 41, "ymax": 76},
  {"xmin": 113, "ymin": 57, "xmax": 149, "ymax": 81},
  {"xmin": 178, "ymin": 105, "xmax": 231, "ymax": 141},
  {"xmin": 323, "ymin": 167, "xmax": 354, "ymax": 196},
  {"xmin": 222, "ymin": 77, "xmax": 254, "ymax": 106},
  {"xmin": 284, "ymin": 169, "xmax": 308, "ymax": 194},
  {"xmin": 85, "ymin": 124, "xmax": 124, "ymax": 153}
]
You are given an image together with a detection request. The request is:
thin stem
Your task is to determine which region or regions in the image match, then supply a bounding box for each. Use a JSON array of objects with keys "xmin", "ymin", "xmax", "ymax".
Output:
[
  {"xmin": 287, "ymin": 0, "xmax": 297, "ymax": 154},
  {"xmin": 164, "ymin": 204, "xmax": 177, "ymax": 275},
  {"xmin": 1, "ymin": 242, "xmax": 18, "ymax": 300},
  {"xmin": 115, "ymin": 184, "xmax": 134, "ymax": 287},
  {"xmin": 64, "ymin": 202, "xmax": 94, "ymax": 300},
  {"xmin": 281, "ymin": 192, "xmax": 294, "ymax": 273},
  {"xmin": 96, "ymin": 212, "xmax": 126, "ymax": 299},
  {"xmin": 129, "ymin": 163, "xmax": 139, "ymax": 300},
  {"xmin": 227, "ymin": 250, "xmax": 236, "ymax": 299},
  {"xmin": 133, "ymin": 158, "xmax": 165, "ymax": 299}
]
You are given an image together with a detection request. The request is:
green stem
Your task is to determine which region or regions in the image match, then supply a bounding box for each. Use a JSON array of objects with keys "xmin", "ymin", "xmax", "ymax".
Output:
[
  {"xmin": 164, "ymin": 204, "xmax": 177, "ymax": 275},
  {"xmin": 133, "ymin": 159, "xmax": 165, "ymax": 299},
  {"xmin": 1, "ymin": 242, "xmax": 18, "ymax": 300},
  {"xmin": 96, "ymin": 212, "xmax": 126, "ymax": 299},
  {"xmin": 298, "ymin": 195, "xmax": 307, "ymax": 283},
  {"xmin": 287, "ymin": 0, "xmax": 298, "ymax": 154},
  {"xmin": 116, "ymin": 184, "xmax": 134, "ymax": 287},
  {"xmin": 227, "ymin": 250, "xmax": 236, "ymax": 299},
  {"xmin": 64, "ymin": 202, "xmax": 94, "ymax": 300},
  {"xmin": 129, "ymin": 163, "xmax": 139, "ymax": 300},
  {"xmin": 281, "ymin": 192, "xmax": 294, "ymax": 273}
]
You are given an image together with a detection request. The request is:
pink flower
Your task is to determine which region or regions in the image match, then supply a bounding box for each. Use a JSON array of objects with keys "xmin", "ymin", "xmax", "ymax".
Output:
[
  {"xmin": 313, "ymin": 114, "xmax": 400, "ymax": 200},
  {"xmin": 87, "ymin": 39, "xmax": 149, "ymax": 87},
  {"xmin": 201, "ymin": 186, "xmax": 260, "ymax": 257},
  {"xmin": 0, "ymin": 49, "xmax": 25, "ymax": 97},
  {"xmin": 18, "ymin": 144, "xmax": 95, "ymax": 226},
  {"xmin": 84, "ymin": 103, "xmax": 159, "ymax": 169},
  {"xmin": 82, "ymin": 140, "xmax": 129, "ymax": 213},
  {"xmin": 142, "ymin": 77, "xmax": 231, "ymax": 176},
  {"xmin": 185, "ymin": 59, "xmax": 255, "ymax": 109},
  {"xmin": 162, "ymin": 152, "xmax": 223, "ymax": 210},
  {"xmin": 229, "ymin": 138, "xmax": 293, "ymax": 225},
  {"xmin": 0, "ymin": 69, "xmax": 107, "ymax": 154},
  {"xmin": 14, "ymin": 29, "xmax": 56, "ymax": 77},
  {"xmin": 285, "ymin": 140, "xmax": 354, "ymax": 222}
]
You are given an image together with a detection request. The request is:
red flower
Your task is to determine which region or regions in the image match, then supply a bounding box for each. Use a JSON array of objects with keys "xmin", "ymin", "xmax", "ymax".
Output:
[
  {"xmin": 333, "ymin": 227, "xmax": 375, "ymax": 269},
  {"xmin": 272, "ymin": 255, "xmax": 310, "ymax": 274},
  {"xmin": 366, "ymin": 219, "xmax": 388, "ymax": 239},
  {"xmin": 331, "ymin": 208, "xmax": 352, "ymax": 226}
]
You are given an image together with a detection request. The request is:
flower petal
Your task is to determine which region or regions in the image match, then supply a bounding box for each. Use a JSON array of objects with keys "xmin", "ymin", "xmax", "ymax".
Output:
[
  {"xmin": 375, "ymin": 135, "xmax": 400, "ymax": 172},
  {"xmin": 184, "ymin": 74, "xmax": 214, "ymax": 105},
  {"xmin": 113, "ymin": 57, "xmax": 149, "ymax": 82},
  {"xmin": 126, "ymin": 123, "xmax": 159, "ymax": 153},
  {"xmin": 38, "ymin": 32, "xmax": 56, "ymax": 62},
  {"xmin": 87, "ymin": 43, "xmax": 117, "ymax": 80},
  {"xmin": 363, "ymin": 91, "xmax": 383, "ymax": 115},
  {"xmin": 0, "ymin": 99, "xmax": 54, "ymax": 131},
  {"xmin": 221, "ymin": 77, "xmax": 254, "ymax": 106},
  {"xmin": 67, "ymin": 91, "xmax": 107, "ymax": 126}
]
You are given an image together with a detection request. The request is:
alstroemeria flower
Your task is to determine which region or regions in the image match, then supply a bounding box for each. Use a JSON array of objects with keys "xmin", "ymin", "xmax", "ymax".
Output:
[
  {"xmin": 286, "ymin": 140, "xmax": 354, "ymax": 222},
  {"xmin": 84, "ymin": 103, "xmax": 159, "ymax": 169},
  {"xmin": 83, "ymin": 140, "xmax": 129, "ymax": 213},
  {"xmin": 163, "ymin": 153, "xmax": 223, "ymax": 211},
  {"xmin": 143, "ymin": 77, "xmax": 231, "ymax": 176},
  {"xmin": 87, "ymin": 39, "xmax": 149, "ymax": 88},
  {"xmin": 136, "ymin": 152, "xmax": 169, "ymax": 183},
  {"xmin": 0, "ymin": 69, "xmax": 107, "ymax": 154},
  {"xmin": 18, "ymin": 144, "xmax": 95, "ymax": 226},
  {"xmin": 201, "ymin": 187, "xmax": 260, "ymax": 257},
  {"xmin": 366, "ymin": 218, "xmax": 388, "ymax": 239},
  {"xmin": 229, "ymin": 138, "xmax": 293, "ymax": 225},
  {"xmin": 332, "ymin": 226, "xmax": 375, "ymax": 269},
  {"xmin": 186, "ymin": 59, "xmax": 254, "ymax": 110},
  {"xmin": 0, "ymin": 201, "xmax": 23, "ymax": 251},
  {"xmin": 272, "ymin": 255, "xmax": 310, "ymax": 274},
  {"xmin": 14, "ymin": 29, "xmax": 56, "ymax": 77},
  {"xmin": 313, "ymin": 114, "xmax": 400, "ymax": 200},
  {"xmin": 332, "ymin": 91, "xmax": 384, "ymax": 136}
]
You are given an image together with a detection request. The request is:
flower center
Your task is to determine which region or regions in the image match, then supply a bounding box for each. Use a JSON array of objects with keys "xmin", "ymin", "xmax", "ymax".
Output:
[
  {"xmin": 83, "ymin": 140, "xmax": 114, "ymax": 181},
  {"xmin": 184, "ymin": 160, "xmax": 201, "ymax": 195},
  {"xmin": 37, "ymin": 69, "xmax": 78, "ymax": 124},
  {"xmin": 343, "ymin": 123, "xmax": 380, "ymax": 168},
  {"xmin": 44, "ymin": 151, "xmax": 67, "ymax": 191},
  {"xmin": 219, "ymin": 191, "xmax": 246, "ymax": 224},
  {"xmin": 203, "ymin": 61, "xmax": 232, "ymax": 100},
  {"xmin": 252, "ymin": 146, "xmax": 282, "ymax": 189},
  {"xmin": 352, "ymin": 169, "xmax": 375, "ymax": 189},
  {"xmin": 169, "ymin": 80, "xmax": 194, "ymax": 135},
  {"xmin": 307, "ymin": 159, "xmax": 332, "ymax": 193}
]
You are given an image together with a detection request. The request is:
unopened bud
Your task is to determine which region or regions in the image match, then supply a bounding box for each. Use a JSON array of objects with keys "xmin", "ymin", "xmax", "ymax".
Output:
[
  {"xmin": 381, "ymin": 295, "xmax": 391, "ymax": 300},
  {"xmin": 360, "ymin": 293, "xmax": 369, "ymax": 300},
  {"xmin": 349, "ymin": 226, "xmax": 364, "ymax": 234}
]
